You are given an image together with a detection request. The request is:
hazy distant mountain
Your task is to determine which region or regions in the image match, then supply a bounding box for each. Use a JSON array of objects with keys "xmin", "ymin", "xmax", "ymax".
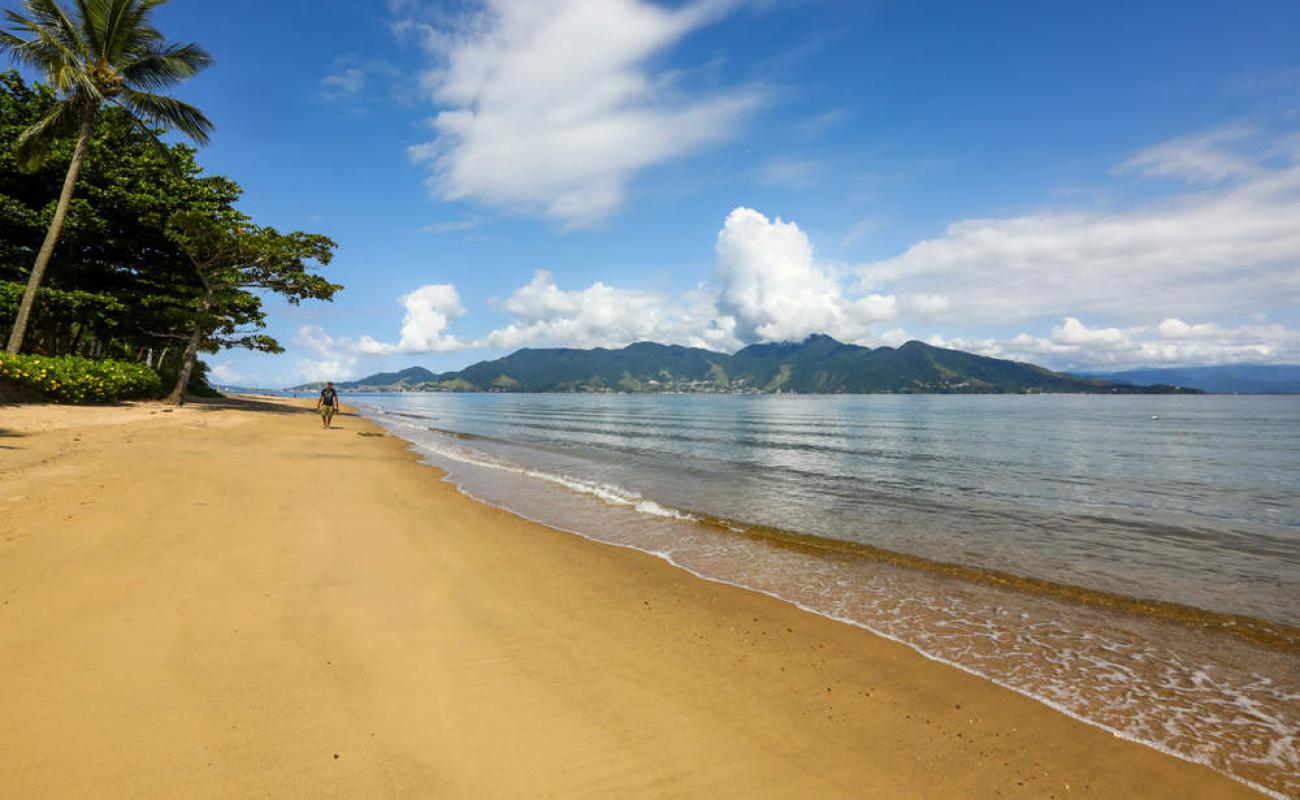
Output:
[
  {"xmin": 1088, "ymin": 365, "xmax": 1300, "ymax": 394},
  {"xmin": 292, "ymin": 336, "xmax": 1198, "ymax": 395},
  {"xmin": 339, "ymin": 366, "xmax": 438, "ymax": 389}
]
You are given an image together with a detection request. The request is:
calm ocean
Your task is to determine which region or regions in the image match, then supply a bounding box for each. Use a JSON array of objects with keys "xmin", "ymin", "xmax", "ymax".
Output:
[{"xmin": 356, "ymin": 393, "xmax": 1299, "ymax": 798}]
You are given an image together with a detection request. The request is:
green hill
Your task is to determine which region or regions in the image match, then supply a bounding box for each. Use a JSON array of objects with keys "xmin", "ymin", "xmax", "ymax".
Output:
[{"xmin": 292, "ymin": 335, "xmax": 1200, "ymax": 395}]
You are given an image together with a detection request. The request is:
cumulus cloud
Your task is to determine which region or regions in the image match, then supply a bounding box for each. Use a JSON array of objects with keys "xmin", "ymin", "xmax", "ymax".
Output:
[
  {"xmin": 353, "ymin": 207, "xmax": 903, "ymax": 355},
  {"xmin": 357, "ymin": 284, "xmax": 467, "ymax": 355},
  {"xmin": 476, "ymin": 271, "xmax": 734, "ymax": 350},
  {"xmin": 397, "ymin": 0, "xmax": 761, "ymax": 226},
  {"xmin": 859, "ymin": 129, "xmax": 1300, "ymax": 323},
  {"xmin": 339, "ymin": 150, "xmax": 1300, "ymax": 372},
  {"xmin": 1050, "ymin": 317, "xmax": 1128, "ymax": 348},
  {"xmin": 716, "ymin": 207, "xmax": 896, "ymax": 342}
]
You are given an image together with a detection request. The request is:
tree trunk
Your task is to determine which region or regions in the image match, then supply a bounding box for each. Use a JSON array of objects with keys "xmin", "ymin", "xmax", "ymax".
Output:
[
  {"xmin": 5, "ymin": 102, "xmax": 97, "ymax": 355},
  {"xmin": 68, "ymin": 322, "xmax": 85, "ymax": 355},
  {"xmin": 167, "ymin": 281, "xmax": 213, "ymax": 405}
]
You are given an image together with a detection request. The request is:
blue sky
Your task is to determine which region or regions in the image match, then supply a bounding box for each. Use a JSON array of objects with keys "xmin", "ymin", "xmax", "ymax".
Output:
[{"xmin": 27, "ymin": 0, "xmax": 1300, "ymax": 384}]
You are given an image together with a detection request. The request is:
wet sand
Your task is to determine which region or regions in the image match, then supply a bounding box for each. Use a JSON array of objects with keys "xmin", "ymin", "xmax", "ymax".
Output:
[{"xmin": 0, "ymin": 396, "xmax": 1257, "ymax": 797}]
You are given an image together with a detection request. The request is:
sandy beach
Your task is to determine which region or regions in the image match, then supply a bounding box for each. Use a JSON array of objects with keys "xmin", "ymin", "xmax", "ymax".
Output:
[{"xmin": 0, "ymin": 397, "xmax": 1257, "ymax": 798}]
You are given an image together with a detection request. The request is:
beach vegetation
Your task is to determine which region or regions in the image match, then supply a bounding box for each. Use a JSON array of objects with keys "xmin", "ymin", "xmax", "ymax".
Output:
[
  {"xmin": 0, "ymin": 68, "xmax": 342, "ymax": 402},
  {"xmin": 163, "ymin": 211, "xmax": 338, "ymax": 403},
  {"xmin": 0, "ymin": 351, "xmax": 160, "ymax": 402},
  {"xmin": 0, "ymin": 0, "xmax": 214, "ymax": 355}
]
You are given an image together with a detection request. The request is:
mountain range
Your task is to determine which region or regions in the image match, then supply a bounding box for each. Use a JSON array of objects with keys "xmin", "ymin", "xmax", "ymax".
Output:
[{"xmin": 290, "ymin": 336, "xmax": 1199, "ymax": 395}]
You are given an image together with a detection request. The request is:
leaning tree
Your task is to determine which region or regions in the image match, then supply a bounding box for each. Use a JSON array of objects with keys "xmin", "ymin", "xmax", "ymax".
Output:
[
  {"xmin": 165, "ymin": 211, "xmax": 339, "ymax": 404},
  {"xmin": 0, "ymin": 0, "xmax": 212, "ymax": 354}
]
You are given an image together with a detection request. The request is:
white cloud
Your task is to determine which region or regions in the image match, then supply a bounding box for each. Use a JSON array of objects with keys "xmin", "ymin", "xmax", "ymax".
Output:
[
  {"xmin": 905, "ymin": 293, "xmax": 951, "ymax": 319},
  {"xmin": 357, "ymin": 284, "xmax": 467, "ymax": 355},
  {"xmin": 398, "ymin": 0, "xmax": 761, "ymax": 226},
  {"xmin": 859, "ymin": 130, "xmax": 1300, "ymax": 324},
  {"xmin": 1117, "ymin": 126, "xmax": 1260, "ymax": 184},
  {"xmin": 353, "ymin": 207, "xmax": 902, "ymax": 355},
  {"xmin": 320, "ymin": 58, "xmax": 404, "ymax": 101},
  {"xmin": 338, "ymin": 166, "xmax": 1300, "ymax": 373},
  {"xmin": 930, "ymin": 318, "xmax": 1300, "ymax": 371},
  {"xmin": 293, "ymin": 325, "xmax": 362, "ymax": 383},
  {"xmin": 297, "ymin": 359, "xmax": 355, "ymax": 384},
  {"xmin": 1156, "ymin": 318, "xmax": 1220, "ymax": 340},
  {"xmin": 320, "ymin": 67, "xmax": 366, "ymax": 100},
  {"xmin": 875, "ymin": 327, "xmax": 911, "ymax": 347},
  {"xmin": 1050, "ymin": 317, "xmax": 1128, "ymax": 348},
  {"xmin": 477, "ymin": 270, "xmax": 721, "ymax": 350},
  {"xmin": 716, "ymin": 207, "xmax": 896, "ymax": 343},
  {"xmin": 208, "ymin": 361, "xmax": 241, "ymax": 385}
]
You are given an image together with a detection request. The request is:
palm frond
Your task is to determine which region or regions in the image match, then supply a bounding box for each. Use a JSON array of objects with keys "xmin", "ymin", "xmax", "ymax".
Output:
[
  {"xmin": 0, "ymin": 28, "xmax": 53, "ymax": 73},
  {"xmin": 120, "ymin": 41, "xmax": 211, "ymax": 90},
  {"xmin": 118, "ymin": 103, "xmax": 178, "ymax": 169},
  {"xmin": 2, "ymin": 9, "xmax": 78, "ymax": 68},
  {"xmin": 71, "ymin": 0, "xmax": 103, "ymax": 59},
  {"xmin": 4, "ymin": 0, "xmax": 211, "ymax": 154},
  {"xmin": 103, "ymin": 0, "xmax": 166, "ymax": 63},
  {"xmin": 119, "ymin": 87, "xmax": 211, "ymax": 144},
  {"xmin": 2, "ymin": 6, "xmax": 89, "ymax": 96},
  {"xmin": 22, "ymin": 0, "xmax": 87, "ymax": 57},
  {"xmin": 101, "ymin": 0, "xmax": 131, "ymax": 61},
  {"xmin": 13, "ymin": 97, "xmax": 85, "ymax": 169}
]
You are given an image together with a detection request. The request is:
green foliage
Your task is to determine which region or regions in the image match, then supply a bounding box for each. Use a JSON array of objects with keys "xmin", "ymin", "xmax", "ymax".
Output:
[
  {"xmin": 0, "ymin": 70, "xmax": 341, "ymax": 396},
  {"xmin": 0, "ymin": 278, "xmax": 123, "ymax": 346},
  {"xmin": 166, "ymin": 209, "xmax": 340, "ymax": 349},
  {"xmin": 0, "ymin": 352, "xmax": 161, "ymax": 402},
  {"xmin": 0, "ymin": 70, "xmax": 236, "ymax": 358}
]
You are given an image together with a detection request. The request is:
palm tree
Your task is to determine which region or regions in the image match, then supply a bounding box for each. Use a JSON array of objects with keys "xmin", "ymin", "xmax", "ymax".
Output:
[{"xmin": 1, "ymin": 0, "xmax": 213, "ymax": 355}]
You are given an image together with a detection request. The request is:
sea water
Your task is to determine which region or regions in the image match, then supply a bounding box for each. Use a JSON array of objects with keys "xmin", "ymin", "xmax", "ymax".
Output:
[{"xmin": 355, "ymin": 393, "xmax": 1299, "ymax": 797}]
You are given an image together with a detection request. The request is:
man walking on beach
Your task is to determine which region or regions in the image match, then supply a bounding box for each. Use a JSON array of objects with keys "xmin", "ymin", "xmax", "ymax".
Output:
[{"xmin": 316, "ymin": 382, "xmax": 339, "ymax": 429}]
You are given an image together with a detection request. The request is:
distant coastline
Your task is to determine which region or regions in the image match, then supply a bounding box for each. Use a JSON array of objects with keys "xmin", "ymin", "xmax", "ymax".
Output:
[{"xmin": 290, "ymin": 335, "xmax": 1204, "ymax": 395}]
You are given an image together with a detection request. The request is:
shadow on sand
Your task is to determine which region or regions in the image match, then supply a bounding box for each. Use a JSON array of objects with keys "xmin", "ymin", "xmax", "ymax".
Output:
[{"xmin": 186, "ymin": 395, "xmax": 325, "ymax": 416}]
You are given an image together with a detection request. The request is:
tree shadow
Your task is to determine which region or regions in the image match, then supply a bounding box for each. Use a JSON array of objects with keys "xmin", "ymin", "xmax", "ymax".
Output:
[
  {"xmin": 0, "ymin": 427, "xmax": 25, "ymax": 449},
  {"xmin": 186, "ymin": 396, "xmax": 317, "ymax": 415}
]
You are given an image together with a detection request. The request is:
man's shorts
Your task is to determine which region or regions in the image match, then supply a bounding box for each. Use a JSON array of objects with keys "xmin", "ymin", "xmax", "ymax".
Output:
[{"xmin": 320, "ymin": 405, "xmax": 336, "ymax": 417}]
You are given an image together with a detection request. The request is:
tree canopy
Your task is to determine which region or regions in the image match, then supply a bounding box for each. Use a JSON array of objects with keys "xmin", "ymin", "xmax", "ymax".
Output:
[
  {"xmin": 0, "ymin": 70, "xmax": 339, "ymax": 391},
  {"xmin": 1, "ymin": 0, "xmax": 215, "ymax": 353}
]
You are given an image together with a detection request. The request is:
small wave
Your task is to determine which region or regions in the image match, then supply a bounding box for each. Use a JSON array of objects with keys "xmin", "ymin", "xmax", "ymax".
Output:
[
  {"xmin": 635, "ymin": 499, "xmax": 699, "ymax": 521},
  {"xmin": 367, "ymin": 408, "xmax": 707, "ymax": 527}
]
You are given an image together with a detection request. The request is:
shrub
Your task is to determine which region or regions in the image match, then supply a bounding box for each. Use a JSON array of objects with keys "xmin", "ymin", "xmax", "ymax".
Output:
[{"xmin": 0, "ymin": 353, "xmax": 162, "ymax": 404}]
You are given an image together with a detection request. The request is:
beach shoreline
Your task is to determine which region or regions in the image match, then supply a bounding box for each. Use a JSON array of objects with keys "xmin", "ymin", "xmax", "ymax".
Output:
[{"xmin": 0, "ymin": 396, "xmax": 1260, "ymax": 797}]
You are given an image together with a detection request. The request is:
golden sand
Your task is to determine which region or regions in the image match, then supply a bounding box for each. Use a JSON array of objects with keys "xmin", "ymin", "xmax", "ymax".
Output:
[{"xmin": 0, "ymin": 397, "xmax": 1255, "ymax": 797}]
